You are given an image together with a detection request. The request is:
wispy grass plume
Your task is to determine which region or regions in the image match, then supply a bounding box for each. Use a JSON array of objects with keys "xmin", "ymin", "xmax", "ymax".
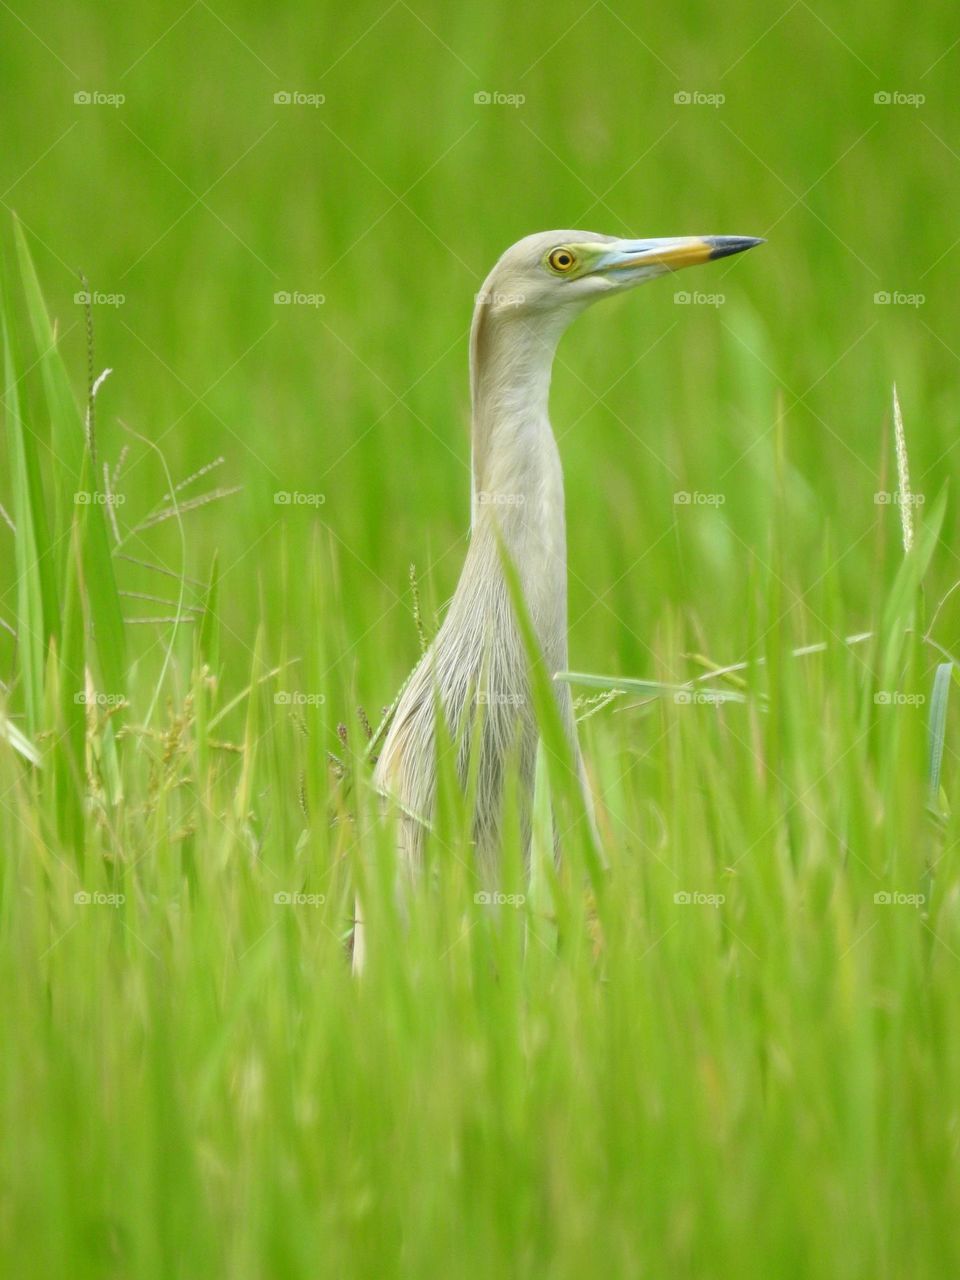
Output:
[{"xmin": 893, "ymin": 382, "xmax": 915, "ymax": 555}]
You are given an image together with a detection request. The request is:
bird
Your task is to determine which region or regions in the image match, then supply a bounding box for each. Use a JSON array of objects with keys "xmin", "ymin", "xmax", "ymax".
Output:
[{"xmin": 354, "ymin": 229, "xmax": 763, "ymax": 968}]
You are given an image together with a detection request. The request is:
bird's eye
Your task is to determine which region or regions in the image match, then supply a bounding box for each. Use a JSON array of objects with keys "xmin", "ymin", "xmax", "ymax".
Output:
[{"xmin": 547, "ymin": 247, "xmax": 577, "ymax": 274}]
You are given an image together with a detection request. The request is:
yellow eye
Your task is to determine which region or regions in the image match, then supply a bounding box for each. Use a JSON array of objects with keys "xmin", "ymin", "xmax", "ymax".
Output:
[{"xmin": 547, "ymin": 247, "xmax": 577, "ymax": 274}]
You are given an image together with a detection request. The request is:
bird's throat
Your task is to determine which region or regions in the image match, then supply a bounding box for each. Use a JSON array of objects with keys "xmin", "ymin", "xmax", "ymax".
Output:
[{"xmin": 468, "ymin": 310, "xmax": 570, "ymax": 667}]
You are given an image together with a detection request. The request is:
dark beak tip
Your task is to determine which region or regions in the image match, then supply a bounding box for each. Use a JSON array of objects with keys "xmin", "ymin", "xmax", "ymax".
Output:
[{"xmin": 706, "ymin": 236, "xmax": 766, "ymax": 261}]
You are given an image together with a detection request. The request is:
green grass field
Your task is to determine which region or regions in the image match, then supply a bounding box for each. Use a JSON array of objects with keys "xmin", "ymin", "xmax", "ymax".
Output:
[{"xmin": 3, "ymin": 1, "xmax": 960, "ymax": 1275}]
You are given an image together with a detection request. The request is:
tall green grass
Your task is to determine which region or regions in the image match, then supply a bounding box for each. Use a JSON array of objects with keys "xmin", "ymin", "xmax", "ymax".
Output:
[{"xmin": 3, "ymin": 0, "xmax": 960, "ymax": 1274}]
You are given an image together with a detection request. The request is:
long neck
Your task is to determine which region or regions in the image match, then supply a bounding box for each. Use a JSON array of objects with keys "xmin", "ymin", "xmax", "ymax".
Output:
[{"xmin": 467, "ymin": 304, "xmax": 570, "ymax": 665}]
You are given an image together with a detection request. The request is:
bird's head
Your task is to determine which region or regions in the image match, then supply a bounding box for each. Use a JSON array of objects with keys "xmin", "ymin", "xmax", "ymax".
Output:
[{"xmin": 475, "ymin": 228, "xmax": 763, "ymax": 327}]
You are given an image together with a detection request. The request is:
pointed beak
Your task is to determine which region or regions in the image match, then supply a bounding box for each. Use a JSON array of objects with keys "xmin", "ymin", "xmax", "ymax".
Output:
[{"xmin": 595, "ymin": 235, "xmax": 764, "ymax": 276}]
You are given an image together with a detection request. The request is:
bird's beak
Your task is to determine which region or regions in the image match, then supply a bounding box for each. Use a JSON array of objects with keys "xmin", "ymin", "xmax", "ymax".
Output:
[{"xmin": 594, "ymin": 235, "xmax": 764, "ymax": 278}]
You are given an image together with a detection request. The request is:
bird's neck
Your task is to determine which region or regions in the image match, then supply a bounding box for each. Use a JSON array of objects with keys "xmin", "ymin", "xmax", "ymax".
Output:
[
  {"xmin": 469, "ymin": 311, "xmax": 566, "ymax": 504},
  {"xmin": 467, "ymin": 309, "xmax": 570, "ymax": 664},
  {"xmin": 470, "ymin": 307, "xmax": 570, "ymax": 507}
]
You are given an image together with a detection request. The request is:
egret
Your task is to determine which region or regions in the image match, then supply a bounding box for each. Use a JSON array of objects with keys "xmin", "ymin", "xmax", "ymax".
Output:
[{"xmin": 355, "ymin": 229, "xmax": 762, "ymax": 967}]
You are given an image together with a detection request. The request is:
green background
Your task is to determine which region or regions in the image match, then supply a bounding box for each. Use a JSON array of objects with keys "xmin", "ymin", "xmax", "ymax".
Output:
[
  {"xmin": 3, "ymin": 0, "xmax": 958, "ymax": 691},
  {"xmin": 2, "ymin": 2, "xmax": 960, "ymax": 1277}
]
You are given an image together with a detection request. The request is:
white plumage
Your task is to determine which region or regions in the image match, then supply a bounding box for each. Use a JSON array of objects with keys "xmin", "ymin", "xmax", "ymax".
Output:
[{"xmin": 354, "ymin": 228, "xmax": 762, "ymax": 968}]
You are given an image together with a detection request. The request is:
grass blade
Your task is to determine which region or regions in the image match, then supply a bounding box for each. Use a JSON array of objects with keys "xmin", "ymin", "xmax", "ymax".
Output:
[
  {"xmin": 879, "ymin": 485, "xmax": 946, "ymax": 695},
  {"xmin": 1, "ymin": 293, "xmax": 52, "ymax": 732},
  {"xmin": 927, "ymin": 661, "xmax": 952, "ymax": 812},
  {"xmin": 557, "ymin": 670, "xmax": 748, "ymax": 704},
  {"xmin": 14, "ymin": 219, "xmax": 126, "ymax": 703}
]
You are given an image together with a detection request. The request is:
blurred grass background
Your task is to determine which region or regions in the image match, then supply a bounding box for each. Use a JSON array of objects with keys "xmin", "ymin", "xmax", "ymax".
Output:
[
  {"xmin": 3, "ymin": 1, "xmax": 960, "ymax": 1276},
  {"xmin": 2, "ymin": 0, "xmax": 958, "ymax": 692}
]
